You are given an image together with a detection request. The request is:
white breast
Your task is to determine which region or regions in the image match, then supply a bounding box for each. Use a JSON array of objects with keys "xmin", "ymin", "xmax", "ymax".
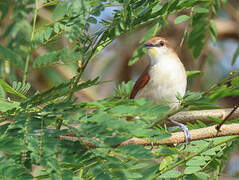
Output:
[{"xmin": 135, "ymin": 55, "xmax": 187, "ymax": 109}]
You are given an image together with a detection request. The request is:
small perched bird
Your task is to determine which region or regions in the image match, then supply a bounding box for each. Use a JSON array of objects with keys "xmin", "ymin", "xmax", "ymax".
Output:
[
  {"xmin": 130, "ymin": 36, "xmax": 190, "ymax": 142},
  {"xmin": 130, "ymin": 36, "xmax": 187, "ymax": 108}
]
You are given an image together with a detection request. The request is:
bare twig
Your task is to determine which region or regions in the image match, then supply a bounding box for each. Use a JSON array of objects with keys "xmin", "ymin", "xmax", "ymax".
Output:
[{"xmin": 216, "ymin": 105, "xmax": 239, "ymax": 131}]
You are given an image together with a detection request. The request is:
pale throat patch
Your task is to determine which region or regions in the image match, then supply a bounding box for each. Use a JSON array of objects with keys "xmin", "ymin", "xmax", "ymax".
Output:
[{"xmin": 149, "ymin": 48, "xmax": 158, "ymax": 57}]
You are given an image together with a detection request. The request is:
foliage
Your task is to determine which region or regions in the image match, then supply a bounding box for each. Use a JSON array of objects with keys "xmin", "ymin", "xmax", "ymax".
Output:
[{"xmin": 0, "ymin": 0, "xmax": 238, "ymax": 179}]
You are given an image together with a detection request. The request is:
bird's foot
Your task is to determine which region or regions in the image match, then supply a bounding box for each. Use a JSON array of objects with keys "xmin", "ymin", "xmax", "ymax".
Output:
[{"xmin": 169, "ymin": 119, "xmax": 192, "ymax": 144}]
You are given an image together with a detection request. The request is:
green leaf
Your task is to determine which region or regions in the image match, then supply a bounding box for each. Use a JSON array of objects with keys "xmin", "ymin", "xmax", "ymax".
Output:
[
  {"xmin": 109, "ymin": 105, "xmax": 137, "ymax": 116},
  {"xmin": 209, "ymin": 20, "xmax": 217, "ymax": 44},
  {"xmin": 33, "ymin": 48, "xmax": 67, "ymax": 68},
  {"xmin": 184, "ymin": 166, "xmax": 201, "ymax": 174},
  {"xmin": 0, "ymin": 137, "xmax": 26, "ymax": 153},
  {"xmin": 192, "ymin": 41, "xmax": 203, "ymax": 58},
  {"xmin": 194, "ymin": 172, "xmax": 209, "ymax": 180},
  {"xmin": 0, "ymin": 84, "xmax": 6, "ymax": 98},
  {"xmin": 53, "ymin": 22, "xmax": 60, "ymax": 33},
  {"xmin": 184, "ymin": 91, "xmax": 202, "ymax": 102},
  {"xmin": 231, "ymin": 76, "xmax": 239, "ymax": 87},
  {"xmin": 159, "ymin": 156, "xmax": 173, "ymax": 170},
  {"xmin": 156, "ymin": 147, "xmax": 179, "ymax": 156},
  {"xmin": 192, "ymin": 8, "xmax": 209, "ymax": 13},
  {"xmin": 231, "ymin": 44, "xmax": 239, "ymax": 65},
  {"xmin": 87, "ymin": 17, "xmax": 97, "ymax": 24},
  {"xmin": 0, "ymin": 98, "xmax": 20, "ymax": 112},
  {"xmin": 124, "ymin": 172, "xmax": 143, "ymax": 179},
  {"xmin": 186, "ymin": 71, "xmax": 202, "ymax": 79},
  {"xmin": 12, "ymin": 81, "xmax": 31, "ymax": 95},
  {"xmin": 174, "ymin": 15, "xmax": 190, "ymax": 24},
  {"xmin": 0, "ymin": 79, "xmax": 26, "ymax": 99},
  {"xmin": 21, "ymin": 77, "xmax": 99, "ymax": 108},
  {"xmin": 52, "ymin": 3, "xmax": 68, "ymax": 20},
  {"xmin": 186, "ymin": 159, "xmax": 206, "ymax": 166},
  {"xmin": 221, "ymin": 0, "xmax": 227, "ymax": 4},
  {"xmin": 44, "ymin": 27, "xmax": 53, "ymax": 41},
  {"xmin": 152, "ymin": 4, "xmax": 163, "ymax": 13},
  {"xmin": 207, "ymin": 116, "xmax": 222, "ymax": 123},
  {"xmin": 202, "ymin": 148, "xmax": 217, "ymax": 156},
  {"xmin": 0, "ymin": 44, "xmax": 24, "ymax": 67},
  {"xmin": 158, "ymin": 170, "xmax": 181, "ymax": 178},
  {"xmin": 113, "ymin": 81, "xmax": 134, "ymax": 98},
  {"xmin": 129, "ymin": 163, "xmax": 148, "ymax": 170},
  {"xmin": 119, "ymin": 145, "xmax": 153, "ymax": 159}
]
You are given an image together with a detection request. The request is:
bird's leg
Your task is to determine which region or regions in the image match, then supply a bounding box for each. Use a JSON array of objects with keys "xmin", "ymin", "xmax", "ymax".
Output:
[{"xmin": 169, "ymin": 119, "xmax": 192, "ymax": 144}]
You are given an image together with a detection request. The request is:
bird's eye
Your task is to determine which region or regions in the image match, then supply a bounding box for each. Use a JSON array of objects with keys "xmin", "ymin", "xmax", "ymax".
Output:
[{"xmin": 159, "ymin": 41, "xmax": 164, "ymax": 46}]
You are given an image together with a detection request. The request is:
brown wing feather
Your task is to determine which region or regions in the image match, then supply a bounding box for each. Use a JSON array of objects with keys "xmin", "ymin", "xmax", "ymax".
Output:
[{"xmin": 130, "ymin": 65, "xmax": 150, "ymax": 99}]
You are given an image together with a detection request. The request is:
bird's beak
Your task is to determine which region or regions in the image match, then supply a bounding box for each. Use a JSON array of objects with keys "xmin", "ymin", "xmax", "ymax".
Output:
[{"xmin": 143, "ymin": 42, "xmax": 153, "ymax": 48}]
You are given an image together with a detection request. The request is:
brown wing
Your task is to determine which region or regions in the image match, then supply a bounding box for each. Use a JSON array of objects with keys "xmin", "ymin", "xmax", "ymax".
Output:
[{"xmin": 130, "ymin": 65, "xmax": 150, "ymax": 99}]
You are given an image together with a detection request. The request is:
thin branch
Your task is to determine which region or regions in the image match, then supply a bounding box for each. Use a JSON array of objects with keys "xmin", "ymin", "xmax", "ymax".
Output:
[
  {"xmin": 169, "ymin": 108, "xmax": 239, "ymax": 126},
  {"xmin": 120, "ymin": 124, "xmax": 239, "ymax": 146},
  {"xmin": 216, "ymin": 105, "xmax": 239, "ymax": 131},
  {"xmin": 23, "ymin": 0, "xmax": 38, "ymax": 83}
]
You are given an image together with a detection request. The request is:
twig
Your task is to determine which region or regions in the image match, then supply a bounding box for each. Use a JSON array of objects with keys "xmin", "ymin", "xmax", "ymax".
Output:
[
  {"xmin": 120, "ymin": 124, "xmax": 239, "ymax": 146},
  {"xmin": 23, "ymin": 0, "xmax": 38, "ymax": 83},
  {"xmin": 215, "ymin": 105, "xmax": 239, "ymax": 131}
]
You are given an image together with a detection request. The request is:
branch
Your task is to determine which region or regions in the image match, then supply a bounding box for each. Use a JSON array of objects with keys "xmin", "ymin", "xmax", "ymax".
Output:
[
  {"xmin": 59, "ymin": 124, "xmax": 239, "ymax": 147},
  {"xmin": 216, "ymin": 105, "xmax": 239, "ymax": 131},
  {"xmin": 1, "ymin": 108, "xmax": 239, "ymax": 147},
  {"xmin": 215, "ymin": 19, "xmax": 239, "ymax": 40},
  {"xmin": 58, "ymin": 108, "xmax": 239, "ymax": 147},
  {"xmin": 120, "ymin": 124, "xmax": 239, "ymax": 146},
  {"xmin": 168, "ymin": 108, "xmax": 239, "ymax": 126}
]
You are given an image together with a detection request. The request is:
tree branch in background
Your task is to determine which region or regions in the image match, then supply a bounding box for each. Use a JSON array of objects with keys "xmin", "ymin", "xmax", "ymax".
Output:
[
  {"xmin": 168, "ymin": 108, "xmax": 239, "ymax": 126},
  {"xmin": 215, "ymin": 19, "xmax": 239, "ymax": 40}
]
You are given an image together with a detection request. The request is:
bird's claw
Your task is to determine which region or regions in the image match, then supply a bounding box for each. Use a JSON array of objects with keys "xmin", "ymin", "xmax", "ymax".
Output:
[{"xmin": 169, "ymin": 119, "xmax": 192, "ymax": 144}]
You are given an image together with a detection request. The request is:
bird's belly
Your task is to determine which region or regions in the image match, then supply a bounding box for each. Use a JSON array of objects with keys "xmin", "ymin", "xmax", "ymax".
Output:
[{"xmin": 135, "ymin": 66, "xmax": 186, "ymax": 108}]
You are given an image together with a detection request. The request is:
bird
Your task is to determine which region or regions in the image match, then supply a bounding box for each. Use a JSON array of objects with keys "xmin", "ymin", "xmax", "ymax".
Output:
[{"xmin": 130, "ymin": 36, "xmax": 191, "ymax": 143}]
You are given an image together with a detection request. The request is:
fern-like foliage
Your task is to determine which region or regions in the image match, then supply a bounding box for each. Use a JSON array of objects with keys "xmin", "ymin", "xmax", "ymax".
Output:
[
  {"xmin": 12, "ymin": 81, "xmax": 31, "ymax": 96},
  {"xmin": 0, "ymin": 0, "xmax": 238, "ymax": 179}
]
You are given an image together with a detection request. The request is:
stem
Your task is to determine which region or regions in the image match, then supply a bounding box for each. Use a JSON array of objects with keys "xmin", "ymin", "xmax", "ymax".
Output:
[
  {"xmin": 23, "ymin": 0, "xmax": 38, "ymax": 83},
  {"xmin": 67, "ymin": 32, "xmax": 107, "ymax": 100}
]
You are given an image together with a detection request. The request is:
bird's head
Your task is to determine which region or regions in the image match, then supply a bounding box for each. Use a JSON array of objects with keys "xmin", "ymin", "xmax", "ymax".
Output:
[{"xmin": 143, "ymin": 37, "xmax": 176, "ymax": 65}]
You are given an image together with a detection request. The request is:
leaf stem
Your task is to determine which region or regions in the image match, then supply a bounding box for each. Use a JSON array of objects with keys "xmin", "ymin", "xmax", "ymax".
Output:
[
  {"xmin": 23, "ymin": 0, "xmax": 38, "ymax": 83},
  {"xmin": 68, "ymin": 32, "xmax": 107, "ymax": 100}
]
